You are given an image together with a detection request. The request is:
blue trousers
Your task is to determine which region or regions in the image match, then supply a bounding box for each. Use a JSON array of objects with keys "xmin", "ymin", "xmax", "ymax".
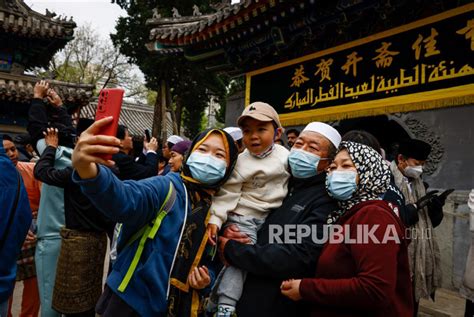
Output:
[{"xmin": 35, "ymin": 237, "xmax": 62, "ymax": 317}]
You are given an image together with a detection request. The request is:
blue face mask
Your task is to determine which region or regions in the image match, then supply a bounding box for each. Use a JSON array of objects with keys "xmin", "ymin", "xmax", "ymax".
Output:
[
  {"xmin": 327, "ymin": 170, "xmax": 358, "ymax": 201},
  {"xmin": 187, "ymin": 152, "xmax": 227, "ymax": 184},
  {"xmin": 288, "ymin": 148, "xmax": 322, "ymax": 178}
]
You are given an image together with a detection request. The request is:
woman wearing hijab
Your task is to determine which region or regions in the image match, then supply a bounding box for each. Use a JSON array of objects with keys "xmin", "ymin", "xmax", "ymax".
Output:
[
  {"xmin": 71, "ymin": 117, "xmax": 238, "ymax": 317},
  {"xmin": 169, "ymin": 140, "xmax": 192, "ymax": 172},
  {"xmin": 281, "ymin": 141, "xmax": 413, "ymax": 317}
]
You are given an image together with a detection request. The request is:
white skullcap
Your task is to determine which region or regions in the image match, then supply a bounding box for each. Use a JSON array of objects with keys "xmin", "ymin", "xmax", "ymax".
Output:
[
  {"xmin": 167, "ymin": 135, "xmax": 184, "ymax": 145},
  {"xmin": 224, "ymin": 127, "xmax": 243, "ymax": 141},
  {"xmin": 302, "ymin": 122, "xmax": 341, "ymax": 148}
]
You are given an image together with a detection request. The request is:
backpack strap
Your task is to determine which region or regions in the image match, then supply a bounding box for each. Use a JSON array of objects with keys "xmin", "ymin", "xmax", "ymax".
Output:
[
  {"xmin": 0, "ymin": 170, "xmax": 21, "ymax": 250},
  {"xmin": 118, "ymin": 181, "xmax": 177, "ymax": 292}
]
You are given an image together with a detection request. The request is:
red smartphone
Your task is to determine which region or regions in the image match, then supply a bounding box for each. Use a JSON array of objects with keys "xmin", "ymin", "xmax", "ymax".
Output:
[{"xmin": 94, "ymin": 88, "xmax": 124, "ymax": 160}]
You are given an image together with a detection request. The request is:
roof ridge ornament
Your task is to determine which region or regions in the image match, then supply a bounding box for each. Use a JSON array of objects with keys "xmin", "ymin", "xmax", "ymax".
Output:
[
  {"xmin": 45, "ymin": 8, "xmax": 56, "ymax": 18},
  {"xmin": 192, "ymin": 5, "xmax": 202, "ymax": 16},
  {"xmin": 172, "ymin": 7, "xmax": 181, "ymax": 18},
  {"xmin": 152, "ymin": 8, "xmax": 161, "ymax": 19}
]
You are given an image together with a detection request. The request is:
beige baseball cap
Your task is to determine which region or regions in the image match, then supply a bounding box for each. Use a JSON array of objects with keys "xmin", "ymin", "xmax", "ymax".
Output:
[{"xmin": 237, "ymin": 102, "xmax": 282, "ymax": 128}]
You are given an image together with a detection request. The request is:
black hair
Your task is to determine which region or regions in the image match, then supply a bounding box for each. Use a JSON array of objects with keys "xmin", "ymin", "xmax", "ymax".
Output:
[
  {"xmin": 2, "ymin": 134, "xmax": 13, "ymax": 142},
  {"xmin": 116, "ymin": 125, "xmax": 127, "ymax": 140},
  {"xmin": 286, "ymin": 128, "xmax": 300, "ymax": 137},
  {"xmin": 14, "ymin": 133, "xmax": 32, "ymax": 145},
  {"xmin": 167, "ymin": 142, "xmax": 174, "ymax": 149},
  {"xmin": 342, "ymin": 130, "xmax": 382, "ymax": 155},
  {"xmin": 76, "ymin": 118, "xmax": 95, "ymax": 136}
]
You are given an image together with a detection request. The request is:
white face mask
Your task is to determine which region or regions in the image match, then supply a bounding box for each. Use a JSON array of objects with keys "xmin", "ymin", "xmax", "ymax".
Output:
[{"xmin": 404, "ymin": 165, "xmax": 423, "ymax": 178}]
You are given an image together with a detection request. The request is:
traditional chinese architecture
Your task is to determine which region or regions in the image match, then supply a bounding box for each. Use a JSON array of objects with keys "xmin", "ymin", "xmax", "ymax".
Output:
[
  {"xmin": 80, "ymin": 99, "xmax": 174, "ymax": 137},
  {"xmin": 147, "ymin": 0, "xmax": 474, "ymax": 302},
  {"xmin": 0, "ymin": 0, "xmax": 94, "ymax": 134}
]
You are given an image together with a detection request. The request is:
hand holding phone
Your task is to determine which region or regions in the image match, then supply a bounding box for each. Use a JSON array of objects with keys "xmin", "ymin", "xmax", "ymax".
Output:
[
  {"xmin": 145, "ymin": 129, "xmax": 151, "ymax": 143},
  {"xmin": 95, "ymin": 88, "xmax": 124, "ymax": 160}
]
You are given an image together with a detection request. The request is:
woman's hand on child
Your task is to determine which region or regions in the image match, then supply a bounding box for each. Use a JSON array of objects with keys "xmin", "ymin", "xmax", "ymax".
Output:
[
  {"xmin": 43, "ymin": 128, "xmax": 59, "ymax": 148},
  {"xmin": 280, "ymin": 279, "xmax": 302, "ymax": 301},
  {"xmin": 223, "ymin": 224, "xmax": 251, "ymax": 244},
  {"xmin": 207, "ymin": 224, "xmax": 219, "ymax": 246},
  {"xmin": 188, "ymin": 266, "xmax": 211, "ymax": 290},
  {"xmin": 72, "ymin": 116, "xmax": 120, "ymax": 179}
]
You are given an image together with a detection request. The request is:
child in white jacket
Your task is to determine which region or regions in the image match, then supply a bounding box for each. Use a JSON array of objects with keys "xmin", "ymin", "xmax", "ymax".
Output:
[{"xmin": 207, "ymin": 102, "xmax": 290, "ymax": 317}]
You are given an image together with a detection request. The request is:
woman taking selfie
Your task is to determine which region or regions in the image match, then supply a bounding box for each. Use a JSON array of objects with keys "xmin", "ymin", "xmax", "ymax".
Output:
[
  {"xmin": 281, "ymin": 141, "xmax": 413, "ymax": 317},
  {"xmin": 71, "ymin": 117, "xmax": 238, "ymax": 316}
]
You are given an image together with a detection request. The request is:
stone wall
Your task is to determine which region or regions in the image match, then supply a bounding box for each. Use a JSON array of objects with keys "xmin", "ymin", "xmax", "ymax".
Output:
[{"xmin": 225, "ymin": 91, "xmax": 245, "ymax": 126}]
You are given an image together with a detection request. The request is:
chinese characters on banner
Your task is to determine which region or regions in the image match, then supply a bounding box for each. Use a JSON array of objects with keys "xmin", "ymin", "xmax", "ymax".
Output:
[{"xmin": 246, "ymin": 4, "xmax": 474, "ymax": 124}]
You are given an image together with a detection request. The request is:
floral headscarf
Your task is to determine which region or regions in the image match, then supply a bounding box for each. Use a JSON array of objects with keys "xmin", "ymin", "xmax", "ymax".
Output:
[{"xmin": 326, "ymin": 141, "xmax": 391, "ymax": 224}]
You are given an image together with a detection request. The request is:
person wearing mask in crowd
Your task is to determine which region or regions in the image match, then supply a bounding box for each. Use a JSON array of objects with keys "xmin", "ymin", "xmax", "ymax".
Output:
[
  {"xmin": 0, "ymin": 135, "xmax": 32, "ymax": 317},
  {"xmin": 461, "ymin": 189, "xmax": 474, "ymax": 317},
  {"xmin": 28, "ymin": 83, "xmax": 74, "ymax": 317},
  {"xmin": 281, "ymin": 141, "xmax": 413, "ymax": 317},
  {"xmin": 70, "ymin": 117, "xmax": 238, "ymax": 316},
  {"xmin": 207, "ymin": 102, "xmax": 290, "ymax": 317},
  {"xmin": 390, "ymin": 139, "xmax": 444, "ymax": 315},
  {"xmin": 285, "ymin": 128, "xmax": 300, "ymax": 148},
  {"xmin": 34, "ymin": 126, "xmax": 115, "ymax": 317},
  {"xmin": 224, "ymin": 127, "xmax": 245, "ymax": 154},
  {"xmin": 112, "ymin": 125, "xmax": 159, "ymax": 180},
  {"xmin": 217, "ymin": 121, "xmax": 340, "ymax": 317},
  {"xmin": 168, "ymin": 140, "xmax": 192, "ymax": 172},
  {"xmin": 341, "ymin": 130, "xmax": 410, "ymax": 222},
  {"xmin": 3, "ymin": 135, "xmax": 41, "ymax": 317},
  {"xmin": 161, "ymin": 135, "xmax": 185, "ymax": 175}
]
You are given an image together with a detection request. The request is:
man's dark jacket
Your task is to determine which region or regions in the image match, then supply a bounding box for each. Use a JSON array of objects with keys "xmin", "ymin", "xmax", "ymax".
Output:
[
  {"xmin": 112, "ymin": 151, "xmax": 158, "ymax": 181},
  {"xmin": 223, "ymin": 172, "xmax": 337, "ymax": 317}
]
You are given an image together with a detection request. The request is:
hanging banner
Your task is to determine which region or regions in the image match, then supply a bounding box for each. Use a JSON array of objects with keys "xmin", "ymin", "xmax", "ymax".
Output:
[{"xmin": 245, "ymin": 4, "xmax": 474, "ymax": 125}]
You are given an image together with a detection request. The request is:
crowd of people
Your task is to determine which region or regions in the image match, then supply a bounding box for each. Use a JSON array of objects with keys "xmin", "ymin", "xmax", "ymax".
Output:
[{"xmin": 1, "ymin": 80, "xmax": 473, "ymax": 317}]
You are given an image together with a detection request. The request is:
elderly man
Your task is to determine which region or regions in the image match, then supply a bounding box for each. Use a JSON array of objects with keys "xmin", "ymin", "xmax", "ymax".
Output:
[{"xmin": 218, "ymin": 122, "xmax": 340, "ymax": 317}]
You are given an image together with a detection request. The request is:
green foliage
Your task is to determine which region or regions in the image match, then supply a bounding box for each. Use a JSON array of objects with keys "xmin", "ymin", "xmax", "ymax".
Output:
[
  {"xmin": 146, "ymin": 90, "xmax": 157, "ymax": 106},
  {"xmin": 110, "ymin": 0, "xmax": 229, "ymax": 136}
]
